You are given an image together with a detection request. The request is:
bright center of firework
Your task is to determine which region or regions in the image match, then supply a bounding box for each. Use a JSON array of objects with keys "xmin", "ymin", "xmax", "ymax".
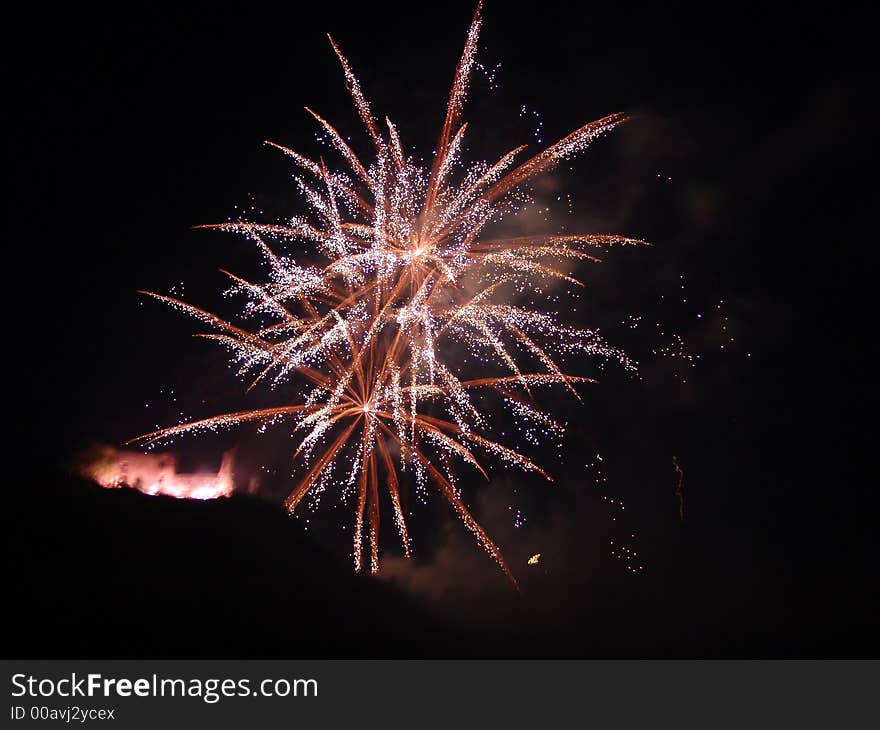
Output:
[
  {"xmin": 409, "ymin": 243, "xmax": 430, "ymax": 260},
  {"xmin": 133, "ymin": 2, "xmax": 643, "ymax": 589}
]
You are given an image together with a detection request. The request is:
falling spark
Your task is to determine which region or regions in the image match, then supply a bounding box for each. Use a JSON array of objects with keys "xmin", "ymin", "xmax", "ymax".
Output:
[
  {"xmin": 673, "ymin": 455, "xmax": 685, "ymax": 522},
  {"xmin": 527, "ymin": 553, "xmax": 541, "ymax": 565},
  {"xmin": 130, "ymin": 3, "xmax": 645, "ymax": 587}
]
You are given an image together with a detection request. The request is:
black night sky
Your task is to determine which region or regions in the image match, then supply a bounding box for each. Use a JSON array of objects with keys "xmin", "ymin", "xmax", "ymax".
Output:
[{"xmin": 8, "ymin": 2, "xmax": 874, "ymax": 657}]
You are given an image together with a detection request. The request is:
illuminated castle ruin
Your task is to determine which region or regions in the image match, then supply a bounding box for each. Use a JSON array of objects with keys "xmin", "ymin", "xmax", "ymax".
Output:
[{"xmin": 81, "ymin": 445, "xmax": 236, "ymax": 500}]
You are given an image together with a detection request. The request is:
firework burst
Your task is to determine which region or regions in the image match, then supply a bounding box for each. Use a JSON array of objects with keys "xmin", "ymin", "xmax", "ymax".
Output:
[{"xmin": 131, "ymin": 2, "xmax": 645, "ymax": 587}]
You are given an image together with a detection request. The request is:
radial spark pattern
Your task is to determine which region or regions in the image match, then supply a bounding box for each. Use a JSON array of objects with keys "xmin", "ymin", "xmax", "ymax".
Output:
[{"xmin": 132, "ymin": 3, "xmax": 645, "ymax": 587}]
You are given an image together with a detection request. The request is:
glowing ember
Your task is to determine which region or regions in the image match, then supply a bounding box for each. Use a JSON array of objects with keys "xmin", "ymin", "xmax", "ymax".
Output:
[
  {"xmin": 527, "ymin": 553, "xmax": 541, "ymax": 566},
  {"xmin": 131, "ymin": 2, "xmax": 644, "ymax": 587},
  {"xmin": 81, "ymin": 446, "xmax": 235, "ymax": 500}
]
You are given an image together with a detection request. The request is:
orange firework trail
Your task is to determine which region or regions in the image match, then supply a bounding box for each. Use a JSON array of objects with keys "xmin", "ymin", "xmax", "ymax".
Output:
[{"xmin": 131, "ymin": 2, "xmax": 646, "ymax": 587}]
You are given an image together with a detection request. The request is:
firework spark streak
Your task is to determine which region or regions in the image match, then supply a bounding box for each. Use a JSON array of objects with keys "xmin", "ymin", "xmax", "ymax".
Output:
[
  {"xmin": 130, "ymin": 2, "xmax": 645, "ymax": 587},
  {"xmin": 673, "ymin": 455, "xmax": 685, "ymax": 522}
]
